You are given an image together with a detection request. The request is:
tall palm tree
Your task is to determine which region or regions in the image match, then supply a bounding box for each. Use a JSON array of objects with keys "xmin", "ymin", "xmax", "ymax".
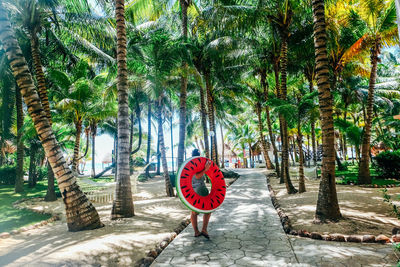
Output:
[
  {"xmin": 348, "ymin": 0, "xmax": 398, "ymax": 184},
  {"xmin": 268, "ymin": 0, "xmax": 298, "ymax": 194},
  {"xmin": 112, "ymin": 0, "xmax": 135, "ymax": 219},
  {"xmin": 311, "ymin": 0, "xmax": 341, "ymax": 222},
  {"xmin": 0, "ymin": 4, "xmax": 102, "ymax": 231},
  {"xmin": 177, "ymin": 0, "xmax": 192, "ymax": 169}
]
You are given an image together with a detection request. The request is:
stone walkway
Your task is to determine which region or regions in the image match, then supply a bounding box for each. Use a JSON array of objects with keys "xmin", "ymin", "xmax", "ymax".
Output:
[{"xmin": 152, "ymin": 169, "xmax": 397, "ymax": 267}]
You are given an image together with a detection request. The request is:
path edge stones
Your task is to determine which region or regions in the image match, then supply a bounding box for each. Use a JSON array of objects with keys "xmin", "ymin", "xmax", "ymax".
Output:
[{"xmin": 265, "ymin": 172, "xmax": 394, "ymax": 245}]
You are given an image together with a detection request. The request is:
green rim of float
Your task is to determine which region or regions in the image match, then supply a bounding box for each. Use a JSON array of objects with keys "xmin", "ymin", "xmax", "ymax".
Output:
[{"xmin": 176, "ymin": 156, "xmax": 226, "ymax": 214}]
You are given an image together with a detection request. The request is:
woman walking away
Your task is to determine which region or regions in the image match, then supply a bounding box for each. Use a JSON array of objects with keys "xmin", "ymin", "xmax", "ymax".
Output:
[{"xmin": 190, "ymin": 149, "xmax": 212, "ymax": 239}]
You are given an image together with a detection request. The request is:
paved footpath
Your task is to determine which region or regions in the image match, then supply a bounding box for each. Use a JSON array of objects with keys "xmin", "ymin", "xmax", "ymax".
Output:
[{"xmin": 152, "ymin": 169, "xmax": 396, "ymax": 267}]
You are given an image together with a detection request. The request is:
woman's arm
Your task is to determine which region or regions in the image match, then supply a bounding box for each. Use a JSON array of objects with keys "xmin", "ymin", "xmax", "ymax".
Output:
[{"xmin": 195, "ymin": 160, "xmax": 211, "ymax": 179}]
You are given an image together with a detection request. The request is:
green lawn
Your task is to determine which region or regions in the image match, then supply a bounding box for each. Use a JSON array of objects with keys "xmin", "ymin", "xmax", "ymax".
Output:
[
  {"xmin": 0, "ymin": 181, "xmax": 58, "ymax": 233},
  {"xmin": 329, "ymin": 164, "xmax": 400, "ymax": 186}
]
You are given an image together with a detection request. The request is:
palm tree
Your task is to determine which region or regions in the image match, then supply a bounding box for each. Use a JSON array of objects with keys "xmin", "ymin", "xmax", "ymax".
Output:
[
  {"xmin": 268, "ymin": 0, "xmax": 298, "ymax": 194},
  {"xmin": 0, "ymin": 4, "xmax": 102, "ymax": 231},
  {"xmin": 349, "ymin": 0, "xmax": 398, "ymax": 184},
  {"xmin": 311, "ymin": 0, "xmax": 341, "ymax": 222},
  {"xmin": 112, "ymin": 0, "xmax": 135, "ymax": 219},
  {"xmin": 177, "ymin": 0, "xmax": 192, "ymax": 169}
]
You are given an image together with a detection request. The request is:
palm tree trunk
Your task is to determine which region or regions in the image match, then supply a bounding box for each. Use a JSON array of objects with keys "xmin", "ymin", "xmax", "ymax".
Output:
[
  {"xmin": 44, "ymin": 162, "xmax": 57, "ymax": 201},
  {"xmin": 312, "ymin": 0, "xmax": 341, "ymax": 222},
  {"xmin": 157, "ymin": 98, "xmax": 174, "ymax": 197},
  {"xmin": 28, "ymin": 142, "xmax": 38, "ymax": 188},
  {"xmin": 112, "ymin": 0, "xmax": 134, "ymax": 219},
  {"xmin": 72, "ymin": 119, "xmax": 82, "ymax": 173},
  {"xmin": 261, "ymin": 70, "xmax": 279, "ymax": 174},
  {"xmin": 30, "ymin": 27, "xmax": 58, "ymax": 200},
  {"xmin": 129, "ymin": 112, "xmax": 134, "ymax": 155},
  {"xmin": 358, "ymin": 39, "xmax": 380, "ymax": 184},
  {"xmin": 256, "ymin": 103, "xmax": 274, "ymax": 170},
  {"xmin": 205, "ymin": 72, "xmax": 218, "ymax": 165},
  {"xmin": 177, "ymin": 0, "xmax": 189, "ymax": 169},
  {"xmin": 91, "ymin": 122, "xmax": 97, "ymax": 178},
  {"xmin": 266, "ymin": 107, "xmax": 280, "ymax": 174},
  {"xmin": 156, "ymin": 136, "xmax": 161, "ymax": 175},
  {"xmin": 30, "ymin": 35, "xmax": 51, "ymax": 124},
  {"xmin": 200, "ymin": 83, "xmax": 210, "ymax": 158},
  {"xmin": 307, "ymin": 78, "xmax": 317, "ymax": 166},
  {"xmin": 145, "ymin": 101, "xmax": 152, "ymax": 177},
  {"xmin": 0, "ymin": 6, "xmax": 102, "ymax": 231},
  {"xmin": 273, "ymin": 62, "xmax": 285, "ymax": 182},
  {"xmin": 220, "ymin": 123, "xmax": 225, "ymax": 168},
  {"xmin": 280, "ymin": 38, "xmax": 297, "ymax": 194},
  {"xmin": 15, "ymin": 84, "xmax": 24, "ymax": 193},
  {"xmin": 297, "ymin": 121, "xmax": 306, "ymax": 193},
  {"xmin": 248, "ymin": 143, "xmax": 252, "ymax": 168},
  {"xmin": 130, "ymin": 104, "xmax": 142, "ymax": 155}
]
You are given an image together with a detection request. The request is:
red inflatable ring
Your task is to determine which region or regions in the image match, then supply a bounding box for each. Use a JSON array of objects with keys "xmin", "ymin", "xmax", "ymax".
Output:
[{"xmin": 176, "ymin": 157, "xmax": 226, "ymax": 214}]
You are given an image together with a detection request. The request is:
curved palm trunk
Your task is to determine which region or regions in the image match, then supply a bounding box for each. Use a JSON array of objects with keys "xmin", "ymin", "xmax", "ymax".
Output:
[
  {"xmin": 157, "ymin": 98, "xmax": 174, "ymax": 197},
  {"xmin": 31, "ymin": 28, "xmax": 58, "ymax": 199},
  {"xmin": 256, "ymin": 103, "xmax": 274, "ymax": 170},
  {"xmin": 177, "ymin": 0, "xmax": 190, "ymax": 169},
  {"xmin": 145, "ymin": 101, "xmax": 152, "ymax": 177},
  {"xmin": 111, "ymin": 0, "xmax": 134, "ymax": 219},
  {"xmin": 0, "ymin": 6, "xmax": 102, "ymax": 231},
  {"xmin": 312, "ymin": 0, "xmax": 341, "ymax": 221},
  {"xmin": 205, "ymin": 72, "xmax": 219, "ymax": 165},
  {"xmin": 297, "ymin": 120, "xmax": 306, "ymax": 193},
  {"xmin": 200, "ymin": 84, "xmax": 210, "ymax": 158},
  {"xmin": 72, "ymin": 119, "xmax": 82, "ymax": 173},
  {"xmin": 280, "ymin": 39, "xmax": 297, "ymax": 194},
  {"xmin": 15, "ymin": 85, "xmax": 24, "ymax": 193},
  {"xmin": 30, "ymin": 35, "xmax": 51, "ymax": 124},
  {"xmin": 358, "ymin": 39, "xmax": 380, "ymax": 184}
]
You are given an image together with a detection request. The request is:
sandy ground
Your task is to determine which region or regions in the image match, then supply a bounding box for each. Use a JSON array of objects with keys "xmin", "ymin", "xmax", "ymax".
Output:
[
  {"xmin": 0, "ymin": 176, "xmax": 200, "ymax": 266},
  {"xmin": 269, "ymin": 168, "xmax": 400, "ymax": 236}
]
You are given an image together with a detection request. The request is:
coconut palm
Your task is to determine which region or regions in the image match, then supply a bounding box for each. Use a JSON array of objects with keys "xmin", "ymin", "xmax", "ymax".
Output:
[
  {"xmin": 311, "ymin": 0, "xmax": 341, "ymax": 222},
  {"xmin": 0, "ymin": 4, "xmax": 102, "ymax": 231},
  {"xmin": 111, "ymin": 0, "xmax": 135, "ymax": 219},
  {"xmin": 345, "ymin": 0, "xmax": 398, "ymax": 184}
]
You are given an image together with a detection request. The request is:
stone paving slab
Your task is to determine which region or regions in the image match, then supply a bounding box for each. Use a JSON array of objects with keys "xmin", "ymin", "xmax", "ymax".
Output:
[{"xmin": 152, "ymin": 169, "xmax": 397, "ymax": 267}]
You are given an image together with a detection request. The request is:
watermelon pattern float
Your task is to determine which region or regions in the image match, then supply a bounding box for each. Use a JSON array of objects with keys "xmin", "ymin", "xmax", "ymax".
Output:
[{"xmin": 176, "ymin": 157, "xmax": 226, "ymax": 214}]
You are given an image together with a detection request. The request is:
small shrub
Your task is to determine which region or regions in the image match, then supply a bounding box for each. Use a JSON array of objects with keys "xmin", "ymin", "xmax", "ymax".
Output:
[
  {"xmin": 0, "ymin": 165, "xmax": 17, "ymax": 185},
  {"xmin": 376, "ymin": 150, "xmax": 400, "ymax": 179}
]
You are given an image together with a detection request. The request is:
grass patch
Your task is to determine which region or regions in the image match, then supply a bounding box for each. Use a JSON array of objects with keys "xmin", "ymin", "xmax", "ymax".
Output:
[
  {"xmin": 0, "ymin": 181, "xmax": 57, "ymax": 233},
  {"xmin": 330, "ymin": 164, "xmax": 399, "ymax": 185},
  {"xmin": 91, "ymin": 177, "xmax": 114, "ymax": 183}
]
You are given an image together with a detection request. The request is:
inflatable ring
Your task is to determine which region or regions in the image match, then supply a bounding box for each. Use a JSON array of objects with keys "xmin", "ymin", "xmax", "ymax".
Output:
[{"xmin": 176, "ymin": 157, "xmax": 226, "ymax": 214}]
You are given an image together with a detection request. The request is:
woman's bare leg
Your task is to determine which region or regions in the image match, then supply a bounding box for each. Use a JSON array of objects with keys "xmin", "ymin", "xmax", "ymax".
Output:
[
  {"xmin": 191, "ymin": 211, "xmax": 201, "ymax": 236},
  {"xmin": 201, "ymin": 213, "xmax": 211, "ymax": 234}
]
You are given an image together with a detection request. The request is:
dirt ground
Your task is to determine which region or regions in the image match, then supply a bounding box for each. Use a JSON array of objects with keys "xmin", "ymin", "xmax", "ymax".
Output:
[
  {"xmin": 269, "ymin": 170, "xmax": 400, "ymax": 236},
  {"xmin": 0, "ymin": 175, "xmax": 236, "ymax": 266}
]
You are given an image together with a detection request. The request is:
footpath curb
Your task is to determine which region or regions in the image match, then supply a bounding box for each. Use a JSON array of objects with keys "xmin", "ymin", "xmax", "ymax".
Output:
[{"xmin": 265, "ymin": 172, "xmax": 393, "ymax": 245}]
